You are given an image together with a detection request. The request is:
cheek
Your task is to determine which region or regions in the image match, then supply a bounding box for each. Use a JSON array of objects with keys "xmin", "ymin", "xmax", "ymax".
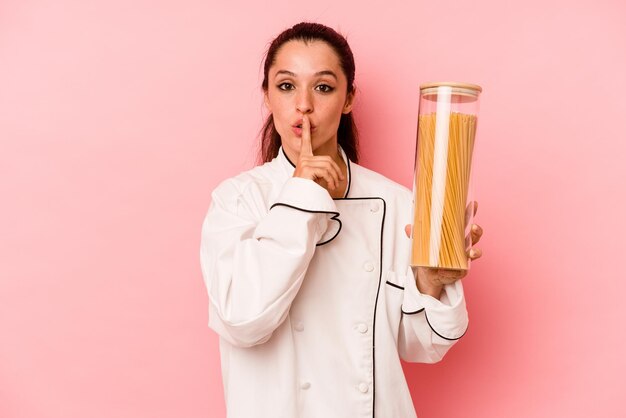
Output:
[
  {"xmin": 272, "ymin": 106, "xmax": 294, "ymax": 140},
  {"xmin": 269, "ymin": 102, "xmax": 287, "ymax": 126},
  {"xmin": 320, "ymin": 104, "xmax": 345, "ymax": 129},
  {"xmin": 274, "ymin": 110, "xmax": 290, "ymax": 130},
  {"xmin": 274, "ymin": 99, "xmax": 290, "ymax": 117}
]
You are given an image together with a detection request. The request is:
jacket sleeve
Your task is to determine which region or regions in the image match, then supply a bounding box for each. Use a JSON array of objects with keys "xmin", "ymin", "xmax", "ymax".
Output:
[
  {"xmin": 397, "ymin": 265, "xmax": 469, "ymax": 363},
  {"xmin": 200, "ymin": 176, "xmax": 341, "ymax": 348}
]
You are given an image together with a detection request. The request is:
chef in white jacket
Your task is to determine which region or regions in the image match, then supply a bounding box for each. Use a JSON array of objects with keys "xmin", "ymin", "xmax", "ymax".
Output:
[{"xmin": 200, "ymin": 22, "xmax": 484, "ymax": 418}]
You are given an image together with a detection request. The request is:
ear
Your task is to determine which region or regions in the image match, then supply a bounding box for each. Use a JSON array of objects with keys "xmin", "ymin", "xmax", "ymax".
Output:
[
  {"xmin": 263, "ymin": 91, "xmax": 271, "ymax": 112},
  {"xmin": 342, "ymin": 89, "xmax": 355, "ymax": 114}
]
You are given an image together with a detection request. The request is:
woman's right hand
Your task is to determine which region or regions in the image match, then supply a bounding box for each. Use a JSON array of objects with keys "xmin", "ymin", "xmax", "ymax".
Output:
[{"xmin": 293, "ymin": 114, "xmax": 344, "ymax": 191}]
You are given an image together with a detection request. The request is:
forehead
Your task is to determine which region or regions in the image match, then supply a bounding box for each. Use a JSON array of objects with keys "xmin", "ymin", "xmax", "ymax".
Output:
[{"xmin": 270, "ymin": 40, "xmax": 343, "ymax": 78}]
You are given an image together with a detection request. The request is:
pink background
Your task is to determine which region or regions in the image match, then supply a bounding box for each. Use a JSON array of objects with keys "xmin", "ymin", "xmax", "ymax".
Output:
[{"xmin": 1, "ymin": 0, "xmax": 625, "ymax": 417}]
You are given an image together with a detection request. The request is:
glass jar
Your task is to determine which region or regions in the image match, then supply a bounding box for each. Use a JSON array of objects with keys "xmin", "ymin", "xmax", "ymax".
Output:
[{"xmin": 410, "ymin": 82, "xmax": 482, "ymax": 271}]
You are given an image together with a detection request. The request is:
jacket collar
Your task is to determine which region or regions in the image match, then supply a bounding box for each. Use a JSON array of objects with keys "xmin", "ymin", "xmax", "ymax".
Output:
[{"xmin": 277, "ymin": 145, "xmax": 352, "ymax": 198}]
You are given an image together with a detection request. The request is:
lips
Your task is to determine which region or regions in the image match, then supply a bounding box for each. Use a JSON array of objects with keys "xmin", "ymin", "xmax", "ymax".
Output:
[
  {"xmin": 290, "ymin": 118, "xmax": 316, "ymax": 137},
  {"xmin": 292, "ymin": 119, "xmax": 315, "ymax": 129}
]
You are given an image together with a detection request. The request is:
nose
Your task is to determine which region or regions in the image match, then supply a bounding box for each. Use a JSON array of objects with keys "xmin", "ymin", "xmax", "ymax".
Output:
[{"xmin": 296, "ymin": 89, "xmax": 313, "ymax": 114}]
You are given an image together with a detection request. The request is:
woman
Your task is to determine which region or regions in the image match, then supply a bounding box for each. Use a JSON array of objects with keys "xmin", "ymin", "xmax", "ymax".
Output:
[{"xmin": 200, "ymin": 22, "xmax": 484, "ymax": 418}]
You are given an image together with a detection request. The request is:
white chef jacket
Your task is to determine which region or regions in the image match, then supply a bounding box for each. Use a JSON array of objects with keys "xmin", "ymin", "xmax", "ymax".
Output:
[{"xmin": 200, "ymin": 146, "xmax": 469, "ymax": 418}]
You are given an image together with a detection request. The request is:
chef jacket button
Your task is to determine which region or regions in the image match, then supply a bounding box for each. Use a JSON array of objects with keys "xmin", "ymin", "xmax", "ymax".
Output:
[
  {"xmin": 294, "ymin": 322, "xmax": 304, "ymax": 332},
  {"xmin": 357, "ymin": 323, "xmax": 368, "ymax": 333},
  {"xmin": 363, "ymin": 262, "xmax": 375, "ymax": 272},
  {"xmin": 370, "ymin": 202, "xmax": 380, "ymax": 212},
  {"xmin": 300, "ymin": 381, "xmax": 311, "ymax": 390},
  {"xmin": 358, "ymin": 382, "xmax": 369, "ymax": 393}
]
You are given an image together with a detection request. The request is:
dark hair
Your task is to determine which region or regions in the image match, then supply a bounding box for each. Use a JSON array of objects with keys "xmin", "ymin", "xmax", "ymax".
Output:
[{"xmin": 259, "ymin": 22, "xmax": 359, "ymax": 163}]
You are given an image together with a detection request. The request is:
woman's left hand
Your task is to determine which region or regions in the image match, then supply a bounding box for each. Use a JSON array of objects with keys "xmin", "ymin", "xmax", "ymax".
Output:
[{"xmin": 404, "ymin": 201, "xmax": 484, "ymax": 299}]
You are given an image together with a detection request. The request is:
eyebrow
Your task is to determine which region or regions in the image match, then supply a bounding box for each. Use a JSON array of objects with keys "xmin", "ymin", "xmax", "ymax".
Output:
[{"xmin": 275, "ymin": 70, "xmax": 338, "ymax": 80}]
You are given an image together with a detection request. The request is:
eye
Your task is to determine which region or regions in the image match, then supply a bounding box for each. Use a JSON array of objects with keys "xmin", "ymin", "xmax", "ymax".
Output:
[
  {"xmin": 315, "ymin": 84, "xmax": 335, "ymax": 93},
  {"xmin": 277, "ymin": 82, "xmax": 294, "ymax": 91}
]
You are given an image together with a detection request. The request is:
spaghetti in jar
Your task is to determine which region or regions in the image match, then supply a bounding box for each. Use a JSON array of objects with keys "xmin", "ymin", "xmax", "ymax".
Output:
[{"xmin": 410, "ymin": 82, "xmax": 482, "ymax": 271}]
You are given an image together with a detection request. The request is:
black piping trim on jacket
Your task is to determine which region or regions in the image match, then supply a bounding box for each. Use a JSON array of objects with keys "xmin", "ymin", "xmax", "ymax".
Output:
[
  {"xmin": 385, "ymin": 281, "xmax": 404, "ymax": 291},
  {"xmin": 372, "ymin": 197, "xmax": 385, "ymax": 418},
  {"xmin": 327, "ymin": 196, "xmax": 388, "ymax": 418},
  {"xmin": 399, "ymin": 306, "xmax": 468, "ymax": 340},
  {"xmin": 282, "ymin": 147, "xmax": 296, "ymax": 168},
  {"xmin": 344, "ymin": 154, "xmax": 352, "ymax": 197},
  {"xmin": 269, "ymin": 202, "xmax": 341, "ymax": 246},
  {"xmin": 281, "ymin": 147, "xmax": 352, "ymax": 199},
  {"xmin": 424, "ymin": 311, "xmax": 468, "ymax": 341},
  {"xmin": 401, "ymin": 307, "xmax": 424, "ymax": 315},
  {"xmin": 330, "ymin": 196, "xmax": 386, "ymax": 418}
]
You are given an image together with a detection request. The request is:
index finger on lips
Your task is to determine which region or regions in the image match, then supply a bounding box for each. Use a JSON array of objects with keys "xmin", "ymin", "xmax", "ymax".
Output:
[{"xmin": 300, "ymin": 114, "xmax": 313, "ymax": 157}]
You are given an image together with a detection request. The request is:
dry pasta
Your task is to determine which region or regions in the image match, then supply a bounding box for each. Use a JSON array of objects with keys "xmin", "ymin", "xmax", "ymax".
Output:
[{"xmin": 411, "ymin": 111, "xmax": 477, "ymax": 270}]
